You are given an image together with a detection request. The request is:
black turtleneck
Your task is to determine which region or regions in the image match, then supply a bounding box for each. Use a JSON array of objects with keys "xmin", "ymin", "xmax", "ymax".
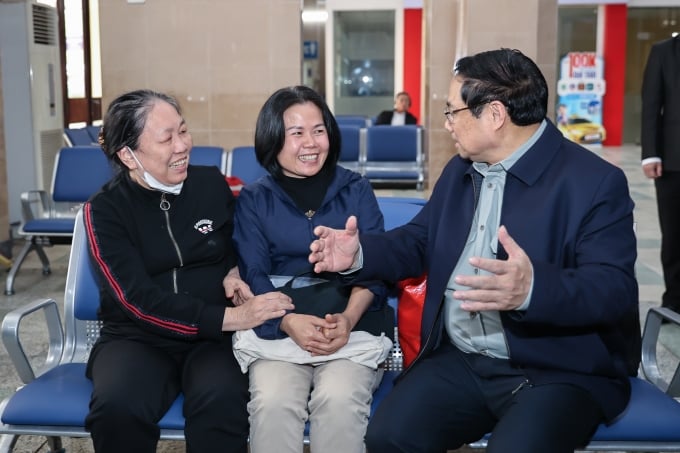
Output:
[{"xmin": 276, "ymin": 164, "xmax": 334, "ymax": 218}]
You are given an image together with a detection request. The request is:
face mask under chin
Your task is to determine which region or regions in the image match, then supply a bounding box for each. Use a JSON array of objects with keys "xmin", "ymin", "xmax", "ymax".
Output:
[{"xmin": 127, "ymin": 146, "xmax": 184, "ymax": 195}]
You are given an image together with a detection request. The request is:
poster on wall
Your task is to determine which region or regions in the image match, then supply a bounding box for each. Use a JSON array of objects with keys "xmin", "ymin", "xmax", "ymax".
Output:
[{"xmin": 556, "ymin": 52, "xmax": 606, "ymax": 146}]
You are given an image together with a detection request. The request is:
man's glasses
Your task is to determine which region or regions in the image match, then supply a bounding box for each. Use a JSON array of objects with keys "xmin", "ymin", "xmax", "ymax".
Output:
[{"xmin": 444, "ymin": 101, "xmax": 491, "ymax": 123}]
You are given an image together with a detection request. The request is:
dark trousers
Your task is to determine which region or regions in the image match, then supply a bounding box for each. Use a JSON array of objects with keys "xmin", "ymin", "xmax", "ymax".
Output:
[
  {"xmin": 656, "ymin": 170, "xmax": 680, "ymax": 311},
  {"xmin": 85, "ymin": 337, "xmax": 249, "ymax": 453},
  {"xmin": 365, "ymin": 342, "xmax": 603, "ymax": 453}
]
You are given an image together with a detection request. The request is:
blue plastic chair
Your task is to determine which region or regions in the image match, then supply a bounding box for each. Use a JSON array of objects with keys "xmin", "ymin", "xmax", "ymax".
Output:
[
  {"xmin": 338, "ymin": 124, "xmax": 365, "ymax": 174},
  {"xmin": 364, "ymin": 125, "xmax": 424, "ymax": 190},
  {"xmin": 335, "ymin": 115, "xmax": 370, "ymax": 128},
  {"xmin": 376, "ymin": 196, "xmax": 427, "ymax": 206},
  {"xmin": 189, "ymin": 146, "xmax": 227, "ymax": 174},
  {"xmin": 63, "ymin": 127, "xmax": 97, "ymax": 146},
  {"xmin": 86, "ymin": 125, "xmax": 101, "ymax": 143},
  {"xmin": 227, "ymin": 146, "xmax": 268, "ymax": 185},
  {"xmin": 4, "ymin": 146, "xmax": 113, "ymax": 295}
]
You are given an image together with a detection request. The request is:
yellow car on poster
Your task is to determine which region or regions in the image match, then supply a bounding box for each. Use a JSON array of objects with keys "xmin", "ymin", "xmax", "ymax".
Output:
[{"xmin": 558, "ymin": 116, "xmax": 606, "ymax": 144}]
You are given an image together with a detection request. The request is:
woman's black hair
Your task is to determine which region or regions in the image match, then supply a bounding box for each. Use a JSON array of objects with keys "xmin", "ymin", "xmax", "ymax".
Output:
[
  {"xmin": 254, "ymin": 86, "xmax": 341, "ymax": 178},
  {"xmin": 99, "ymin": 89, "xmax": 181, "ymax": 172}
]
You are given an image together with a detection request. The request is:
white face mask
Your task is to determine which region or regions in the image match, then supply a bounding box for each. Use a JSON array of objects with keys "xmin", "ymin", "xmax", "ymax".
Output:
[{"xmin": 127, "ymin": 146, "xmax": 184, "ymax": 195}]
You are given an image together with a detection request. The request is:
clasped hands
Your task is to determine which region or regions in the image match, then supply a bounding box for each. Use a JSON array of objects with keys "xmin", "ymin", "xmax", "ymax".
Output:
[
  {"xmin": 309, "ymin": 216, "xmax": 533, "ymax": 312},
  {"xmin": 222, "ymin": 266, "xmax": 353, "ymax": 346},
  {"xmin": 281, "ymin": 312, "xmax": 352, "ymax": 356}
]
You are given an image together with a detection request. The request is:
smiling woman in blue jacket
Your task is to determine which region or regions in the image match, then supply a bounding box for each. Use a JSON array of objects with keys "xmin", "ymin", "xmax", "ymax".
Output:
[{"xmin": 233, "ymin": 85, "xmax": 389, "ymax": 453}]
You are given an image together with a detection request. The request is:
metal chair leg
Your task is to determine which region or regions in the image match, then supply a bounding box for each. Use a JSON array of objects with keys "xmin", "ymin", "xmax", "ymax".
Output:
[{"xmin": 4, "ymin": 237, "xmax": 51, "ymax": 296}]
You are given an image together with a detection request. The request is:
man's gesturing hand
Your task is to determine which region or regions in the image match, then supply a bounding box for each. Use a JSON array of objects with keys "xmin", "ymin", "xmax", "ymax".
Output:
[
  {"xmin": 452, "ymin": 225, "xmax": 533, "ymax": 312},
  {"xmin": 309, "ymin": 216, "xmax": 360, "ymax": 273}
]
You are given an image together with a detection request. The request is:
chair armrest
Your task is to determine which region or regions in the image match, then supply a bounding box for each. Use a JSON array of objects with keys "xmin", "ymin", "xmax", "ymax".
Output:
[
  {"xmin": 1, "ymin": 298, "xmax": 65, "ymax": 384},
  {"xmin": 640, "ymin": 306, "xmax": 680, "ymax": 396},
  {"xmin": 20, "ymin": 189, "xmax": 52, "ymax": 221}
]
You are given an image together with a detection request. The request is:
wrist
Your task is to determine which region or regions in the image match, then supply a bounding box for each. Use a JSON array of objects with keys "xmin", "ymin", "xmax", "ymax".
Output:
[
  {"xmin": 222, "ymin": 306, "xmax": 244, "ymax": 332},
  {"xmin": 227, "ymin": 266, "xmax": 240, "ymax": 278}
]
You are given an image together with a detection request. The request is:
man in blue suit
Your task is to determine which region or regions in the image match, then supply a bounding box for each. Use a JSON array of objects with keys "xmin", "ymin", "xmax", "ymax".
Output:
[{"xmin": 309, "ymin": 48, "xmax": 640, "ymax": 453}]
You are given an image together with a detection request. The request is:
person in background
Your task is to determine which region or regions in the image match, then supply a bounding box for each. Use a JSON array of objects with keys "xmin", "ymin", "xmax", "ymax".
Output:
[
  {"xmin": 309, "ymin": 48, "xmax": 640, "ymax": 453},
  {"xmin": 83, "ymin": 89, "xmax": 293, "ymax": 453},
  {"xmin": 641, "ymin": 35, "xmax": 680, "ymax": 314},
  {"xmin": 233, "ymin": 85, "xmax": 389, "ymax": 453},
  {"xmin": 374, "ymin": 91, "xmax": 418, "ymax": 126}
]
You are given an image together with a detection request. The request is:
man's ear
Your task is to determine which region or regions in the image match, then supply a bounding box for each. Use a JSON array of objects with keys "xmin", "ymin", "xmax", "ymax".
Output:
[{"xmin": 489, "ymin": 101, "xmax": 508, "ymax": 123}]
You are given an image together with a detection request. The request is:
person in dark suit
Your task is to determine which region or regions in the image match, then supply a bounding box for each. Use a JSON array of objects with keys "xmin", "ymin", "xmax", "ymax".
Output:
[
  {"xmin": 309, "ymin": 48, "xmax": 641, "ymax": 453},
  {"xmin": 641, "ymin": 35, "xmax": 680, "ymax": 313},
  {"xmin": 374, "ymin": 91, "xmax": 418, "ymax": 125}
]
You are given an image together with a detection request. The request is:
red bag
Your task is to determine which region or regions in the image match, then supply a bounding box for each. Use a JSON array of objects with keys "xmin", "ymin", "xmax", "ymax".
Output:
[
  {"xmin": 397, "ymin": 274, "xmax": 427, "ymax": 367},
  {"xmin": 225, "ymin": 176, "xmax": 245, "ymax": 196}
]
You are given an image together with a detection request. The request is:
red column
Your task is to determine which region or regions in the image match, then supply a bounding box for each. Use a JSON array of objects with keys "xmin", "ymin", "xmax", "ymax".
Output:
[
  {"xmin": 602, "ymin": 4, "xmax": 627, "ymax": 146},
  {"xmin": 403, "ymin": 8, "xmax": 422, "ymax": 124}
]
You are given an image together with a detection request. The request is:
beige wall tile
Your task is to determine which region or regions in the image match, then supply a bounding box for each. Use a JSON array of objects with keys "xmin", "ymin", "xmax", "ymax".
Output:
[
  {"xmin": 99, "ymin": 0, "xmax": 302, "ymax": 150},
  {"xmin": 0, "ymin": 0, "xmax": 558, "ymax": 226}
]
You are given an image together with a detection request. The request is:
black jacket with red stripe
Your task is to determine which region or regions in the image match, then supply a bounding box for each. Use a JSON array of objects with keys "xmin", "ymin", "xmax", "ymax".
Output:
[{"xmin": 83, "ymin": 165, "xmax": 236, "ymax": 348}]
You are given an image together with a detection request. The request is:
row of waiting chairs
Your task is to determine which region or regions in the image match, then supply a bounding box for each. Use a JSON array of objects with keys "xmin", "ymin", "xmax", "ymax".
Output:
[
  {"xmin": 64, "ymin": 122, "xmax": 424, "ymax": 190},
  {"xmin": 338, "ymin": 124, "xmax": 424, "ymax": 190},
  {"xmin": 0, "ymin": 199, "xmax": 422, "ymax": 450},
  {"xmin": 64, "ymin": 116, "xmax": 378, "ymax": 146},
  {"xmin": 3, "ymin": 200, "xmax": 680, "ymax": 451},
  {"xmin": 4, "ymin": 141, "xmax": 413, "ymax": 295},
  {"xmin": 4, "ymin": 145, "xmax": 245, "ymax": 296}
]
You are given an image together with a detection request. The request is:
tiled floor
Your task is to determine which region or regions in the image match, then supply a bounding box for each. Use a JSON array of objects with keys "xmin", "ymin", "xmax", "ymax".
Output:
[{"xmin": 0, "ymin": 144, "xmax": 675, "ymax": 452}]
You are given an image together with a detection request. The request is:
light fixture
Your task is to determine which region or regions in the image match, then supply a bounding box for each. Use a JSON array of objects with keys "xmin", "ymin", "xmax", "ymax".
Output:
[{"xmin": 302, "ymin": 10, "xmax": 328, "ymax": 23}]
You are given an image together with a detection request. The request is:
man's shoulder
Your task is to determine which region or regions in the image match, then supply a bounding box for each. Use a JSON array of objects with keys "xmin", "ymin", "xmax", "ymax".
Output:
[
  {"xmin": 374, "ymin": 110, "xmax": 392, "ymax": 124},
  {"xmin": 652, "ymin": 36, "xmax": 678, "ymax": 53}
]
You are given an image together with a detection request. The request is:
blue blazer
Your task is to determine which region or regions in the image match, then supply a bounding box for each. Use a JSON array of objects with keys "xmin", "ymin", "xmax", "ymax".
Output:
[{"xmin": 356, "ymin": 120, "xmax": 640, "ymax": 421}]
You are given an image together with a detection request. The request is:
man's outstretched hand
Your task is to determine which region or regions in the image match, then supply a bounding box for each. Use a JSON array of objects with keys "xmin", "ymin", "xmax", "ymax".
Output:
[{"xmin": 309, "ymin": 216, "xmax": 360, "ymax": 273}]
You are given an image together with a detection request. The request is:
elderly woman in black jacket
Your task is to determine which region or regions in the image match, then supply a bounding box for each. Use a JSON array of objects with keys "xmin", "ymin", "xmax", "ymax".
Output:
[{"xmin": 83, "ymin": 89, "xmax": 293, "ymax": 453}]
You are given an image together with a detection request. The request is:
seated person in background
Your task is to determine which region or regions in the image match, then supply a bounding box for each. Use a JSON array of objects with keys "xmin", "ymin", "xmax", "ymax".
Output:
[
  {"xmin": 374, "ymin": 91, "xmax": 418, "ymax": 125},
  {"xmin": 83, "ymin": 89, "xmax": 293, "ymax": 453},
  {"xmin": 233, "ymin": 85, "xmax": 390, "ymax": 453}
]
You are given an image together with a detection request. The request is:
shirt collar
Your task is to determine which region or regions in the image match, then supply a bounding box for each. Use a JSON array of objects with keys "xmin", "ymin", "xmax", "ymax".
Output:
[{"xmin": 472, "ymin": 119, "xmax": 547, "ymax": 175}]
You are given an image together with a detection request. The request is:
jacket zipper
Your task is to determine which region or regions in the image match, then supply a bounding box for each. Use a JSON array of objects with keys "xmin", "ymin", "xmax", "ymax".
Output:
[
  {"xmin": 160, "ymin": 193, "xmax": 183, "ymax": 294},
  {"xmin": 512, "ymin": 378, "xmax": 532, "ymax": 395}
]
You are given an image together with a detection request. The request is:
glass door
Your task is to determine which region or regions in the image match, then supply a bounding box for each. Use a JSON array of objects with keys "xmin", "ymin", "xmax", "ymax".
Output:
[{"xmin": 325, "ymin": 0, "xmax": 403, "ymax": 117}]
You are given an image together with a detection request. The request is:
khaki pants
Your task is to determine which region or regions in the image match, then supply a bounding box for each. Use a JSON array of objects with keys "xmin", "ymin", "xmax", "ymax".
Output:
[{"xmin": 247, "ymin": 358, "xmax": 383, "ymax": 453}]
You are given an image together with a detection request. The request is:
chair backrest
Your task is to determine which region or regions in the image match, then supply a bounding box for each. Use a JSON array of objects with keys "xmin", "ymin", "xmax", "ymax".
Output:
[
  {"xmin": 376, "ymin": 196, "xmax": 427, "ymax": 206},
  {"xmin": 366, "ymin": 125, "xmax": 422, "ymax": 162},
  {"xmin": 86, "ymin": 125, "xmax": 101, "ymax": 143},
  {"xmin": 64, "ymin": 127, "xmax": 97, "ymax": 147},
  {"xmin": 377, "ymin": 199, "xmax": 422, "ymax": 230},
  {"xmin": 51, "ymin": 146, "xmax": 114, "ymax": 202},
  {"xmin": 189, "ymin": 146, "xmax": 227, "ymax": 173},
  {"xmin": 338, "ymin": 124, "xmax": 363, "ymax": 162},
  {"xmin": 335, "ymin": 115, "xmax": 370, "ymax": 128},
  {"xmin": 62, "ymin": 208, "xmax": 103, "ymax": 364},
  {"xmin": 227, "ymin": 146, "xmax": 268, "ymax": 185}
]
